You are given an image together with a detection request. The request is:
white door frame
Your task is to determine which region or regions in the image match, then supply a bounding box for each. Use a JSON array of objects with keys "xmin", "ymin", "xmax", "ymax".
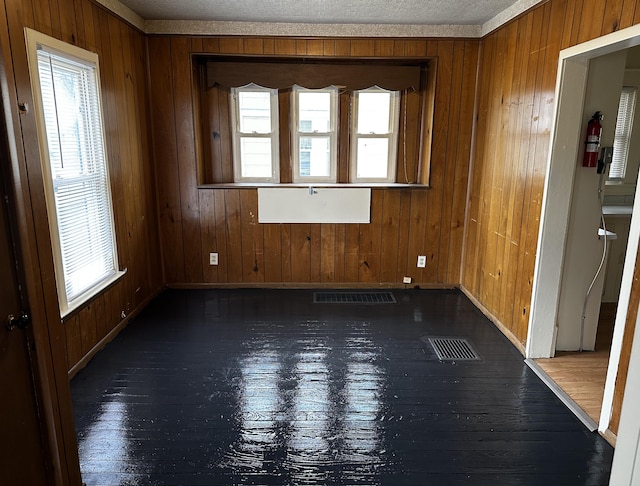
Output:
[
  {"xmin": 526, "ymin": 24, "xmax": 640, "ymax": 436},
  {"xmin": 610, "ymin": 310, "xmax": 640, "ymax": 484}
]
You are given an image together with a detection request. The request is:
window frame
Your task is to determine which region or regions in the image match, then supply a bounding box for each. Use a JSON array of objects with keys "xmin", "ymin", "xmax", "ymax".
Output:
[
  {"xmin": 25, "ymin": 28, "xmax": 124, "ymax": 317},
  {"xmin": 291, "ymin": 85, "xmax": 339, "ymax": 184},
  {"xmin": 609, "ymin": 86, "xmax": 637, "ymax": 182},
  {"xmin": 349, "ymin": 87, "xmax": 401, "ymax": 183},
  {"xmin": 195, "ymin": 56, "xmax": 433, "ymax": 187},
  {"xmin": 230, "ymin": 83, "xmax": 280, "ymax": 183}
]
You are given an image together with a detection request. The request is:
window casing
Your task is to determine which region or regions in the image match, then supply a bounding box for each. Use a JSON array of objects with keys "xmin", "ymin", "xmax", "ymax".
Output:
[
  {"xmin": 291, "ymin": 85, "xmax": 338, "ymax": 183},
  {"xmin": 230, "ymin": 84, "xmax": 280, "ymax": 182},
  {"xmin": 610, "ymin": 86, "xmax": 637, "ymax": 182},
  {"xmin": 26, "ymin": 28, "xmax": 122, "ymax": 317},
  {"xmin": 350, "ymin": 87, "xmax": 400, "ymax": 183}
]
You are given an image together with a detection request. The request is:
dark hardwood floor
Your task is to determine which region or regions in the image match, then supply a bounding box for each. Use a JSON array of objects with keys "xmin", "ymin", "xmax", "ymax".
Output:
[{"xmin": 71, "ymin": 289, "xmax": 614, "ymax": 485}]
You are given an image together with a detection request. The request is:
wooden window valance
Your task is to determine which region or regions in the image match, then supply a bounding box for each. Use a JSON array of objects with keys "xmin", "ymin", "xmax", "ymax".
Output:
[{"xmin": 206, "ymin": 60, "xmax": 423, "ymax": 91}]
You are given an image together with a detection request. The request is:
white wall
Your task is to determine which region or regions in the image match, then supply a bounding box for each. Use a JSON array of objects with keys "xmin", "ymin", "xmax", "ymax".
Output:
[{"xmin": 555, "ymin": 50, "xmax": 627, "ymax": 351}]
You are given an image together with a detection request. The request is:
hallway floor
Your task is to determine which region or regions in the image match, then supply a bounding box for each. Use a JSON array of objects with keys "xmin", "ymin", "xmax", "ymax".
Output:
[
  {"xmin": 534, "ymin": 303, "xmax": 616, "ymax": 427},
  {"xmin": 71, "ymin": 289, "xmax": 614, "ymax": 485}
]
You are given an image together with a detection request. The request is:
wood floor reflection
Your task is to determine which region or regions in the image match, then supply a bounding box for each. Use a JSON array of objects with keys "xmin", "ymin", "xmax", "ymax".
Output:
[{"xmin": 71, "ymin": 289, "xmax": 614, "ymax": 485}]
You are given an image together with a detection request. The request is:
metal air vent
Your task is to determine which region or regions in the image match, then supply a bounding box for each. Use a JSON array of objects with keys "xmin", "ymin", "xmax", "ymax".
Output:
[
  {"xmin": 313, "ymin": 291, "xmax": 397, "ymax": 304},
  {"xmin": 428, "ymin": 337, "xmax": 480, "ymax": 361}
]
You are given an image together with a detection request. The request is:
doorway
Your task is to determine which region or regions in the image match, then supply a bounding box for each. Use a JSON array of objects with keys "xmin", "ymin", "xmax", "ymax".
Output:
[{"xmin": 527, "ymin": 24, "xmax": 640, "ymax": 437}]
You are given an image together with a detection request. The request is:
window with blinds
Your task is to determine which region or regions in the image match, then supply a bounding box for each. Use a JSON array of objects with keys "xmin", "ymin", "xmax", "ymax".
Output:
[
  {"xmin": 26, "ymin": 29, "xmax": 122, "ymax": 317},
  {"xmin": 610, "ymin": 86, "xmax": 637, "ymax": 181}
]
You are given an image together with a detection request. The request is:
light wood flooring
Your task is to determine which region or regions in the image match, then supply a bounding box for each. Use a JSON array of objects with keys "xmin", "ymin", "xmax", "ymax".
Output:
[{"xmin": 534, "ymin": 303, "xmax": 616, "ymax": 426}]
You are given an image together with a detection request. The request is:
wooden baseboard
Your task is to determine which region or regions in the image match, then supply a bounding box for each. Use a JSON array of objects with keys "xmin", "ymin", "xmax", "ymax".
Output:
[
  {"xmin": 166, "ymin": 282, "xmax": 458, "ymax": 290},
  {"xmin": 459, "ymin": 285, "xmax": 526, "ymax": 356},
  {"xmin": 67, "ymin": 289, "xmax": 161, "ymax": 379}
]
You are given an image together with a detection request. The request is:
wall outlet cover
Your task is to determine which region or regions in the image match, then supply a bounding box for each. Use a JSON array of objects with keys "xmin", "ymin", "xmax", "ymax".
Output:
[
  {"xmin": 209, "ymin": 252, "xmax": 219, "ymax": 265},
  {"xmin": 403, "ymin": 276, "xmax": 412, "ymax": 284},
  {"xmin": 417, "ymin": 255, "xmax": 426, "ymax": 268}
]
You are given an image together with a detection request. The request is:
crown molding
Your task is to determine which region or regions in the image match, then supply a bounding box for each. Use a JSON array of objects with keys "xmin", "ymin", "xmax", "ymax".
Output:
[{"xmin": 482, "ymin": 0, "xmax": 546, "ymax": 36}]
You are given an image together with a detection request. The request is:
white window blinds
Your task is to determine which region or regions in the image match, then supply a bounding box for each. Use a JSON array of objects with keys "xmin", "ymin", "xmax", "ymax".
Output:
[
  {"xmin": 27, "ymin": 30, "xmax": 121, "ymax": 316},
  {"xmin": 610, "ymin": 86, "xmax": 637, "ymax": 181}
]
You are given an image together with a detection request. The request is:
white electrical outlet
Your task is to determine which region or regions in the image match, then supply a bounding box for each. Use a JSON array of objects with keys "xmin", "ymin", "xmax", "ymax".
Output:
[
  {"xmin": 417, "ymin": 255, "xmax": 426, "ymax": 268},
  {"xmin": 209, "ymin": 252, "xmax": 219, "ymax": 265},
  {"xmin": 403, "ymin": 276, "xmax": 412, "ymax": 284}
]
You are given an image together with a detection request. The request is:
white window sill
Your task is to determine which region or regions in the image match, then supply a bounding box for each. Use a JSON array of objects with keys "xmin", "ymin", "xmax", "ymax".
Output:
[{"xmin": 61, "ymin": 268, "xmax": 127, "ymax": 321}]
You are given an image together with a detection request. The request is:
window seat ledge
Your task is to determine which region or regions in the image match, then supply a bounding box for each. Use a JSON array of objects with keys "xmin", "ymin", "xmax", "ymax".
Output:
[{"xmin": 198, "ymin": 182, "xmax": 430, "ymax": 190}]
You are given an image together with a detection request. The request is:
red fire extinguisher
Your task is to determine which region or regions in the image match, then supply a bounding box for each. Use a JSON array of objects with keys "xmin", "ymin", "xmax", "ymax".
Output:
[{"xmin": 583, "ymin": 111, "xmax": 602, "ymax": 168}]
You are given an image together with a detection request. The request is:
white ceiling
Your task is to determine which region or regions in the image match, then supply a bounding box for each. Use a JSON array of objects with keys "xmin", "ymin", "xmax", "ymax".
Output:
[{"xmin": 100, "ymin": 0, "xmax": 545, "ymax": 37}]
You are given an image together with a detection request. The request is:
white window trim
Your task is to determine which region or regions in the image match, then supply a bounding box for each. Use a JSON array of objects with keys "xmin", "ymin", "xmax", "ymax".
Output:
[
  {"xmin": 230, "ymin": 84, "xmax": 280, "ymax": 183},
  {"xmin": 350, "ymin": 87, "xmax": 400, "ymax": 183},
  {"xmin": 25, "ymin": 28, "xmax": 124, "ymax": 318},
  {"xmin": 291, "ymin": 85, "xmax": 338, "ymax": 183}
]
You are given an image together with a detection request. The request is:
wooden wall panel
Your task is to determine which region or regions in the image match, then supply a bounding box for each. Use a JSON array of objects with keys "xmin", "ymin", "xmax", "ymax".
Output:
[
  {"xmin": 148, "ymin": 36, "xmax": 480, "ymax": 288},
  {"xmin": 463, "ymin": 0, "xmax": 640, "ymax": 435},
  {"xmin": 6, "ymin": 0, "xmax": 162, "ymax": 375}
]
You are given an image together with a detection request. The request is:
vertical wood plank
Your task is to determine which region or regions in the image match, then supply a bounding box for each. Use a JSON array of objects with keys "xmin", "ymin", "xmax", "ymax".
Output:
[
  {"xmin": 291, "ymin": 224, "xmax": 311, "ymax": 282},
  {"xmin": 448, "ymin": 41, "xmax": 479, "ymax": 283},
  {"xmin": 148, "ymin": 36, "xmax": 185, "ymax": 284},
  {"xmin": 78, "ymin": 303, "xmax": 96, "ymax": 356},
  {"xmin": 239, "ymin": 189, "xmax": 264, "ymax": 282},
  {"xmin": 320, "ymin": 224, "xmax": 336, "ymax": 282},
  {"xmin": 380, "ymin": 190, "xmax": 401, "ymax": 283},
  {"xmin": 357, "ymin": 190, "xmax": 383, "ymax": 283},
  {"xmin": 281, "ymin": 224, "xmax": 292, "ymax": 281},
  {"xmin": 344, "ymin": 224, "xmax": 360, "ymax": 282},
  {"xmin": 351, "ymin": 39, "xmax": 375, "ymax": 57},
  {"xmin": 310, "ymin": 224, "xmax": 322, "ymax": 282},
  {"xmin": 263, "ymin": 224, "xmax": 282, "ymax": 282},
  {"xmin": 224, "ymin": 190, "xmax": 243, "ymax": 282},
  {"xmin": 407, "ymin": 190, "xmax": 428, "ymax": 283},
  {"xmin": 199, "ymin": 189, "xmax": 219, "ymax": 282},
  {"xmin": 214, "ymin": 189, "xmax": 229, "ymax": 282},
  {"xmin": 307, "ymin": 39, "xmax": 323, "ymax": 56},
  {"xmin": 171, "ymin": 37, "xmax": 203, "ymax": 283},
  {"xmin": 243, "ymin": 38, "xmax": 263, "ymax": 54},
  {"xmin": 602, "ymin": 0, "xmax": 626, "ymax": 34},
  {"xmin": 619, "ymin": 0, "xmax": 638, "ymax": 30}
]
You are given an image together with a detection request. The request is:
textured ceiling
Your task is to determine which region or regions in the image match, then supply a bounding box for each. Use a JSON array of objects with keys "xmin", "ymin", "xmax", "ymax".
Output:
[
  {"xmin": 117, "ymin": 0, "xmax": 519, "ymax": 25},
  {"xmin": 102, "ymin": 0, "xmax": 545, "ymax": 36}
]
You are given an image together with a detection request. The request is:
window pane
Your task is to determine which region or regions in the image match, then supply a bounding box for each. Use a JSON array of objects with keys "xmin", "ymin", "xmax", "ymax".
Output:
[
  {"xmin": 299, "ymin": 137, "xmax": 330, "ymax": 177},
  {"xmin": 240, "ymin": 137, "xmax": 273, "ymax": 178},
  {"xmin": 357, "ymin": 139, "xmax": 389, "ymax": 178},
  {"xmin": 357, "ymin": 92, "xmax": 391, "ymax": 134},
  {"xmin": 238, "ymin": 91, "xmax": 272, "ymax": 133},
  {"xmin": 298, "ymin": 92, "xmax": 331, "ymax": 132}
]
